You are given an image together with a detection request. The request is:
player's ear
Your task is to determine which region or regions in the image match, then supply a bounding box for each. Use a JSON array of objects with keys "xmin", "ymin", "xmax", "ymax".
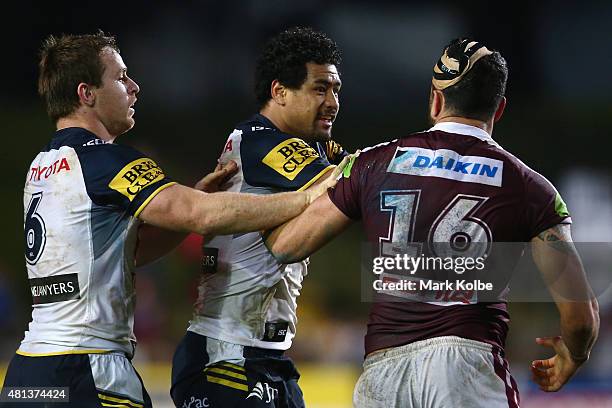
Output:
[
  {"xmin": 77, "ymin": 83, "xmax": 96, "ymax": 107},
  {"xmin": 430, "ymin": 88, "xmax": 444, "ymax": 121},
  {"xmin": 270, "ymin": 80, "xmax": 287, "ymax": 106},
  {"xmin": 494, "ymin": 96, "xmax": 506, "ymax": 123}
]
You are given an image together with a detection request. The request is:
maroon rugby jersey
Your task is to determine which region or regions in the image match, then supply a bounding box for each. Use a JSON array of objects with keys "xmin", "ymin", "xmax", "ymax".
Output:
[{"xmin": 328, "ymin": 122, "xmax": 571, "ymax": 356}]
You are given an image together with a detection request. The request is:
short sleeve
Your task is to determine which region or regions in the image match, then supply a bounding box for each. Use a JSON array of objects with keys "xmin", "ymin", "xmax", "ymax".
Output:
[
  {"xmin": 76, "ymin": 143, "xmax": 176, "ymax": 217},
  {"xmin": 328, "ymin": 155, "xmax": 362, "ymax": 220},
  {"xmin": 241, "ymin": 129, "xmax": 333, "ymax": 191},
  {"xmin": 523, "ymin": 170, "xmax": 571, "ymax": 239}
]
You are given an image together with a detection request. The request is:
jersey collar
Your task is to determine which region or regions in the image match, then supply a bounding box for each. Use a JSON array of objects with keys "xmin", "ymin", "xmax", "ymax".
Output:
[
  {"xmin": 253, "ymin": 113, "xmax": 279, "ymax": 131},
  {"xmin": 428, "ymin": 122, "xmax": 492, "ymax": 141},
  {"xmin": 54, "ymin": 127, "xmax": 99, "ymax": 139},
  {"xmin": 253, "ymin": 113, "xmax": 324, "ymax": 151}
]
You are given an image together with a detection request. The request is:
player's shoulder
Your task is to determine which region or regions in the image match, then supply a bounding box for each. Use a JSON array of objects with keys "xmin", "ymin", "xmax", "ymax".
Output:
[
  {"xmin": 40, "ymin": 127, "xmax": 150, "ymax": 177},
  {"xmin": 235, "ymin": 113, "xmax": 279, "ymax": 140},
  {"xmin": 485, "ymin": 141, "xmax": 552, "ymax": 184},
  {"xmin": 357, "ymin": 128, "xmax": 446, "ymax": 157},
  {"xmin": 474, "ymin": 140, "xmax": 564, "ymax": 208},
  {"xmin": 421, "ymin": 125, "xmax": 546, "ymax": 183},
  {"xmin": 48, "ymin": 127, "xmax": 142, "ymax": 158},
  {"xmin": 237, "ymin": 114, "xmax": 315, "ymax": 160},
  {"xmin": 54, "ymin": 129, "xmax": 163, "ymax": 188},
  {"xmin": 352, "ymin": 132, "xmax": 432, "ymax": 173},
  {"xmin": 45, "ymin": 127, "xmax": 108, "ymax": 151},
  {"xmin": 356, "ymin": 138, "xmax": 401, "ymax": 161},
  {"xmin": 234, "ymin": 114, "xmax": 332, "ymax": 190}
]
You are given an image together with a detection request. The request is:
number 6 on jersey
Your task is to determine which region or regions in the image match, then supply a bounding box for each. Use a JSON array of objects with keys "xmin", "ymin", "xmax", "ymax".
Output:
[{"xmin": 25, "ymin": 192, "xmax": 46, "ymax": 265}]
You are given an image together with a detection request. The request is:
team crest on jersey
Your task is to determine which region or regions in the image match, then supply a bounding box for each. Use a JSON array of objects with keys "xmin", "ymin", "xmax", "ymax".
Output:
[
  {"xmin": 262, "ymin": 138, "xmax": 319, "ymax": 180},
  {"xmin": 109, "ymin": 158, "xmax": 166, "ymax": 200},
  {"xmin": 387, "ymin": 147, "xmax": 503, "ymax": 187}
]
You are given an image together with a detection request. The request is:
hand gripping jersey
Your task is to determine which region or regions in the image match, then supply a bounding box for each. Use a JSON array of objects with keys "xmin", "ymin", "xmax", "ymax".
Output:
[
  {"xmin": 328, "ymin": 122, "xmax": 571, "ymax": 356},
  {"xmin": 188, "ymin": 114, "xmax": 342, "ymax": 350},
  {"xmin": 20, "ymin": 127, "xmax": 175, "ymax": 357}
]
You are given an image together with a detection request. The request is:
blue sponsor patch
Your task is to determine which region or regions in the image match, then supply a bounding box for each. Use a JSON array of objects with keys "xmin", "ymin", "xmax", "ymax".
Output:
[{"xmin": 387, "ymin": 147, "xmax": 503, "ymax": 186}]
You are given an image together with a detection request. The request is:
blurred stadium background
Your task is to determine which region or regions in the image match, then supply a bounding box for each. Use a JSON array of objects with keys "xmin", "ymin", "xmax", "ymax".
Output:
[{"xmin": 1, "ymin": 1, "xmax": 611, "ymax": 406}]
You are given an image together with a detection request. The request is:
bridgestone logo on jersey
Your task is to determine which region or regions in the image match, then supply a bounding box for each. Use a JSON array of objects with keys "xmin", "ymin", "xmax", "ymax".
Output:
[
  {"xmin": 29, "ymin": 273, "xmax": 80, "ymax": 304},
  {"xmin": 109, "ymin": 158, "xmax": 166, "ymax": 201},
  {"xmin": 387, "ymin": 147, "xmax": 504, "ymax": 187},
  {"xmin": 262, "ymin": 138, "xmax": 319, "ymax": 180}
]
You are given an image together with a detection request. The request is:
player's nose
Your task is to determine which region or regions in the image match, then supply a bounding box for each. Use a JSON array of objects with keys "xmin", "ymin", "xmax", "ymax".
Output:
[
  {"xmin": 324, "ymin": 90, "xmax": 339, "ymax": 112},
  {"xmin": 128, "ymin": 77, "xmax": 140, "ymax": 95}
]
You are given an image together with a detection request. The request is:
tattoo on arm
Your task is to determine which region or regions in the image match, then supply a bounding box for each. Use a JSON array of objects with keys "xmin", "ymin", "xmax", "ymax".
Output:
[{"xmin": 536, "ymin": 224, "xmax": 575, "ymax": 254}]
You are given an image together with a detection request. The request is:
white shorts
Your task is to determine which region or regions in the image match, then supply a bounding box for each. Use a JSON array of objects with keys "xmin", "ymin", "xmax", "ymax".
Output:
[
  {"xmin": 353, "ymin": 336, "xmax": 520, "ymax": 408},
  {"xmin": 88, "ymin": 353, "xmax": 150, "ymax": 406}
]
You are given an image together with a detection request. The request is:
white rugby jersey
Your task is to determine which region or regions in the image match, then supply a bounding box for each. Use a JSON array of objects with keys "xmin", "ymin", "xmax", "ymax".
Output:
[
  {"xmin": 188, "ymin": 114, "xmax": 343, "ymax": 350},
  {"xmin": 20, "ymin": 127, "xmax": 175, "ymax": 357}
]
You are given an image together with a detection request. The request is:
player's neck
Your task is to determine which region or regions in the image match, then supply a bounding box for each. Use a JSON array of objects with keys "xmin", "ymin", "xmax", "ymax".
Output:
[
  {"xmin": 258, "ymin": 106, "xmax": 310, "ymax": 141},
  {"xmin": 259, "ymin": 107, "xmax": 287, "ymax": 133},
  {"xmin": 434, "ymin": 116, "xmax": 494, "ymax": 136},
  {"xmin": 56, "ymin": 113, "xmax": 116, "ymax": 143}
]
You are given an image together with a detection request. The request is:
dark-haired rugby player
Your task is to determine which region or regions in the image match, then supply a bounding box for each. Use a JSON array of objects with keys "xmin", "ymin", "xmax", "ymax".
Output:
[
  {"xmin": 170, "ymin": 27, "xmax": 347, "ymax": 408},
  {"xmin": 265, "ymin": 39, "xmax": 600, "ymax": 407}
]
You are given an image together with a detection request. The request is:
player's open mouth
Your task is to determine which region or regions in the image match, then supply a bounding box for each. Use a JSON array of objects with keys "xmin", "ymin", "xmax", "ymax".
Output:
[{"xmin": 317, "ymin": 116, "xmax": 334, "ymax": 128}]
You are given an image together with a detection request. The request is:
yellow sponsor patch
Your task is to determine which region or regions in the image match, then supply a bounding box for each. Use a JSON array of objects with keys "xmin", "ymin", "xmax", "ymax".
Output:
[
  {"xmin": 262, "ymin": 138, "xmax": 319, "ymax": 181},
  {"xmin": 109, "ymin": 158, "xmax": 166, "ymax": 201}
]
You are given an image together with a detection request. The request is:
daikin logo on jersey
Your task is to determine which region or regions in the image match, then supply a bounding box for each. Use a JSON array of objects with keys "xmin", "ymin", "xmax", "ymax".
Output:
[{"xmin": 387, "ymin": 147, "xmax": 503, "ymax": 187}]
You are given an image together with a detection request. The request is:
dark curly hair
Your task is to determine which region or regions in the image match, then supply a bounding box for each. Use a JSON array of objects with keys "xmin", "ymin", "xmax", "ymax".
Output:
[{"xmin": 254, "ymin": 27, "xmax": 342, "ymax": 110}]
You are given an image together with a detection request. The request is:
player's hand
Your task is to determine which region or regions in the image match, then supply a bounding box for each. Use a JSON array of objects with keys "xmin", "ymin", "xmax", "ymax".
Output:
[
  {"xmin": 530, "ymin": 336, "xmax": 585, "ymax": 392},
  {"xmin": 304, "ymin": 153, "xmax": 354, "ymax": 204},
  {"xmin": 194, "ymin": 161, "xmax": 238, "ymax": 193}
]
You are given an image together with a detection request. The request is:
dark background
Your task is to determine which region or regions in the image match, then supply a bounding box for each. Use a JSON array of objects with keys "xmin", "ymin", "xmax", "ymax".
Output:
[{"xmin": 1, "ymin": 1, "xmax": 611, "ymax": 406}]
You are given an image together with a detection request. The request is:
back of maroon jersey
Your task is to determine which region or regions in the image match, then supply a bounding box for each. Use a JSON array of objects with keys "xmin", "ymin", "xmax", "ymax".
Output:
[{"xmin": 328, "ymin": 122, "xmax": 571, "ymax": 355}]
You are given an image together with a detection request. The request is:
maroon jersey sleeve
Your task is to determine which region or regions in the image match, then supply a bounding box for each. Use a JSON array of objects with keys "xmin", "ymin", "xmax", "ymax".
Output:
[
  {"xmin": 523, "ymin": 169, "xmax": 571, "ymax": 239},
  {"xmin": 328, "ymin": 155, "xmax": 362, "ymax": 220}
]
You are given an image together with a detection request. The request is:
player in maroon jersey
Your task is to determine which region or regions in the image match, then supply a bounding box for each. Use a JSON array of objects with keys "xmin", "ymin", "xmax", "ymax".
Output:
[{"xmin": 264, "ymin": 38, "xmax": 599, "ymax": 407}]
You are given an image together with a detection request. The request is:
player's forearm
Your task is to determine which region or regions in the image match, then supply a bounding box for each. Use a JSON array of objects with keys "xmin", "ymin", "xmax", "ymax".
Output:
[
  {"xmin": 559, "ymin": 298, "xmax": 600, "ymax": 363},
  {"xmin": 532, "ymin": 224, "xmax": 600, "ymax": 362},
  {"xmin": 195, "ymin": 191, "xmax": 310, "ymax": 236},
  {"xmin": 266, "ymin": 216, "xmax": 336, "ymax": 263},
  {"xmin": 265, "ymin": 219, "xmax": 310, "ymax": 263},
  {"xmin": 265, "ymin": 193, "xmax": 352, "ymax": 263},
  {"xmin": 139, "ymin": 185, "xmax": 314, "ymax": 237}
]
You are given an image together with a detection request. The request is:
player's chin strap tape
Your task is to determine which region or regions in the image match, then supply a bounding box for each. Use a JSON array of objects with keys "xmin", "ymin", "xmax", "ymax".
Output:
[{"xmin": 432, "ymin": 39, "xmax": 493, "ymax": 90}]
